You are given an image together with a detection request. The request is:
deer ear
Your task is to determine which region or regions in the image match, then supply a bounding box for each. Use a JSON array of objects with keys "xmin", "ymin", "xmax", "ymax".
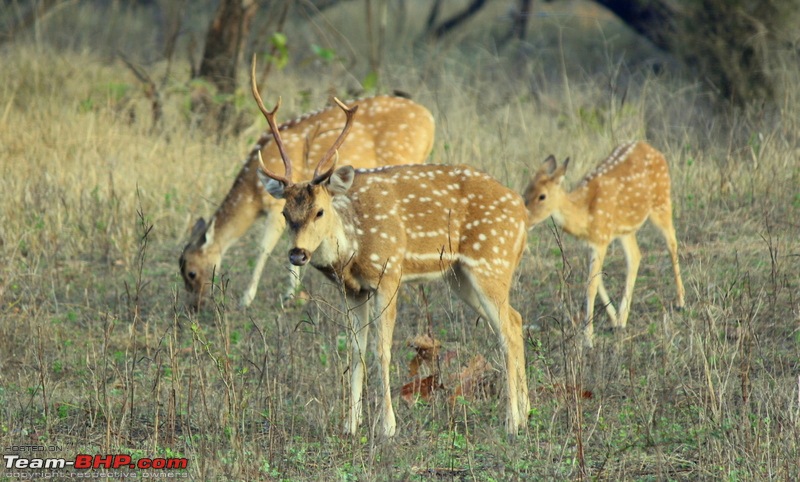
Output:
[
  {"xmin": 189, "ymin": 217, "xmax": 214, "ymax": 247},
  {"xmin": 553, "ymin": 157, "xmax": 570, "ymax": 185},
  {"xmin": 191, "ymin": 218, "xmax": 207, "ymax": 238},
  {"xmin": 201, "ymin": 218, "xmax": 216, "ymax": 247},
  {"xmin": 542, "ymin": 155, "xmax": 558, "ymax": 175},
  {"xmin": 258, "ymin": 170, "xmax": 287, "ymax": 199},
  {"xmin": 328, "ymin": 165, "xmax": 355, "ymax": 194}
]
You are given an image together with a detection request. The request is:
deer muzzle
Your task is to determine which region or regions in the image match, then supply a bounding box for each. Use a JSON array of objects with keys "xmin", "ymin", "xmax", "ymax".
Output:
[{"xmin": 289, "ymin": 248, "xmax": 310, "ymax": 266}]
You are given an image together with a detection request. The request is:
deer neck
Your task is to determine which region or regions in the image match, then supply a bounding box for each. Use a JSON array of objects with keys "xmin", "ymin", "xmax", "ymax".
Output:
[
  {"xmin": 555, "ymin": 187, "xmax": 592, "ymax": 239},
  {"xmin": 210, "ymin": 159, "xmax": 268, "ymax": 256}
]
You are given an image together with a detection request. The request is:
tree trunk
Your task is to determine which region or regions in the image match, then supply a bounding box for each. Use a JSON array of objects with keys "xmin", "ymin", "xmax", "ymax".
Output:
[
  {"xmin": 196, "ymin": 0, "xmax": 258, "ymax": 136},
  {"xmin": 424, "ymin": 0, "xmax": 443, "ymax": 33},
  {"xmin": 510, "ymin": 0, "xmax": 533, "ymax": 40},
  {"xmin": 1, "ymin": 0, "xmax": 64, "ymax": 44},
  {"xmin": 197, "ymin": 0, "xmax": 258, "ymax": 95}
]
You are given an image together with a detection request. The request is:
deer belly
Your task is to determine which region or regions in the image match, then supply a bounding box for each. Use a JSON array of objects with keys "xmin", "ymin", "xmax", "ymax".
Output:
[
  {"xmin": 400, "ymin": 252, "xmax": 457, "ymax": 282},
  {"xmin": 401, "ymin": 270, "xmax": 446, "ymax": 283},
  {"xmin": 615, "ymin": 218, "xmax": 647, "ymax": 235}
]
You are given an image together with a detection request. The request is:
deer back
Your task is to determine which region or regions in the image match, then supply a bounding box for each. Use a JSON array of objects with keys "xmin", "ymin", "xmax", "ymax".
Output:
[
  {"xmin": 255, "ymin": 95, "xmax": 434, "ymax": 198},
  {"xmin": 274, "ymin": 164, "xmax": 529, "ymax": 292},
  {"xmin": 575, "ymin": 141, "xmax": 673, "ymax": 237}
]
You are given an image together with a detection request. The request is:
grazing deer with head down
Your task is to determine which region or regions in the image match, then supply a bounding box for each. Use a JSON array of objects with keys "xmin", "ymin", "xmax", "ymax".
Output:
[
  {"xmin": 180, "ymin": 90, "xmax": 435, "ymax": 310},
  {"xmin": 523, "ymin": 141, "xmax": 686, "ymax": 348},
  {"xmin": 250, "ymin": 63, "xmax": 529, "ymax": 437}
]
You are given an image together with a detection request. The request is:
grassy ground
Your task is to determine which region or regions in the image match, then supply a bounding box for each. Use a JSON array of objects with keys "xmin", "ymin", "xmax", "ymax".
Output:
[{"xmin": 1, "ymin": 1, "xmax": 799, "ymax": 480}]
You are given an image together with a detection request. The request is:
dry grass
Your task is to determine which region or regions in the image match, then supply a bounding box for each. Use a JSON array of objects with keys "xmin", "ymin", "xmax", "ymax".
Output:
[{"xmin": 1, "ymin": 2, "xmax": 799, "ymax": 480}]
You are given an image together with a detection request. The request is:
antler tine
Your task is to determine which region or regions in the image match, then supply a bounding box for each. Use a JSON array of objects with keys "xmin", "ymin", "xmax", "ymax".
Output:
[
  {"xmin": 250, "ymin": 54, "xmax": 293, "ymax": 186},
  {"xmin": 313, "ymin": 97, "xmax": 359, "ymax": 180}
]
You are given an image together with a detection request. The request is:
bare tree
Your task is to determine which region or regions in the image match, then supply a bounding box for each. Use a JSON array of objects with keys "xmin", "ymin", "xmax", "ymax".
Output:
[
  {"xmin": 422, "ymin": 1, "xmax": 531, "ymax": 48},
  {"xmin": 509, "ymin": 0, "xmax": 533, "ymax": 40},
  {"xmin": 1, "ymin": 0, "xmax": 70, "ymax": 44},
  {"xmin": 424, "ymin": 0, "xmax": 443, "ymax": 33},
  {"xmin": 423, "ymin": 0, "xmax": 488, "ymax": 40}
]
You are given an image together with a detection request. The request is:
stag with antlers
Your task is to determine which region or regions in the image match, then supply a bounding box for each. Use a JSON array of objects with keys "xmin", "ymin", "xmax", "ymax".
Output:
[{"xmin": 250, "ymin": 60, "xmax": 530, "ymax": 437}]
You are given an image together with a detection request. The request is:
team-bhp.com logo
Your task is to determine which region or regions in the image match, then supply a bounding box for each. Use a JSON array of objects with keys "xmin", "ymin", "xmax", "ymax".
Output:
[{"xmin": 4, "ymin": 453, "xmax": 188, "ymax": 471}]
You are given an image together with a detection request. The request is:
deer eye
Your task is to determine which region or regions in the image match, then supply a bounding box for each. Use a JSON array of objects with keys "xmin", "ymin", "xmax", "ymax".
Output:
[
  {"xmin": 538, "ymin": 193, "xmax": 546, "ymax": 201},
  {"xmin": 316, "ymin": 209, "xmax": 324, "ymax": 218}
]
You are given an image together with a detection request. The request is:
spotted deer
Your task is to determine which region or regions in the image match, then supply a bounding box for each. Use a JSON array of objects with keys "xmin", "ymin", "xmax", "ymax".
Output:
[
  {"xmin": 523, "ymin": 141, "xmax": 686, "ymax": 348},
  {"xmin": 179, "ymin": 93, "xmax": 435, "ymax": 310},
  {"xmin": 250, "ymin": 64, "xmax": 529, "ymax": 437}
]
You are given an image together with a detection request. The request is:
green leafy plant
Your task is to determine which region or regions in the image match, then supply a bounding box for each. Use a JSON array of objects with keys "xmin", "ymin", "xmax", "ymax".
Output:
[
  {"xmin": 268, "ymin": 32, "xmax": 289, "ymax": 70},
  {"xmin": 311, "ymin": 44, "xmax": 336, "ymax": 63}
]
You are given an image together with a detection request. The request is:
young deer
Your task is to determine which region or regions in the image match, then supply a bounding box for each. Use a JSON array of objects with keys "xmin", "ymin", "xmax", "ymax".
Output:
[
  {"xmin": 180, "ymin": 93, "xmax": 435, "ymax": 310},
  {"xmin": 523, "ymin": 141, "xmax": 685, "ymax": 348},
  {"xmin": 251, "ymin": 65, "xmax": 529, "ymax": 437}
]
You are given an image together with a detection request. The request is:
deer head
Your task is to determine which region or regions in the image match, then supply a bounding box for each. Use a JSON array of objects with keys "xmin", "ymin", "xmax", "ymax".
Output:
[
  {"xmin": 523, "ymin": 155, "xmax": 570, "ymax": 227},
  {"xmin": 250, "ymin": 55, "xmax": 359, "ymax": 269},
  {"xmin": 179, "ymin": 217, "xmax": 220, "ymax": 309}
]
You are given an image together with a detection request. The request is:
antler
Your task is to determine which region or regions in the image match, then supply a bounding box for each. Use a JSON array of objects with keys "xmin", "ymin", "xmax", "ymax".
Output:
[
  {"xmin": 251, "ymin": 54, "xmax": 293, "ymax": 186},
  {"xmin": 312, "ymin": 97, "xmax": 359, "ymax": 182}
]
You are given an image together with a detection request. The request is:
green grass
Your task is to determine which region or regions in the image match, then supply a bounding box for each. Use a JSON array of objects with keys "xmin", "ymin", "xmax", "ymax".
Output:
[{"xmin": 1, "ymin": 1, "xmax": 800, "ymax": 480}]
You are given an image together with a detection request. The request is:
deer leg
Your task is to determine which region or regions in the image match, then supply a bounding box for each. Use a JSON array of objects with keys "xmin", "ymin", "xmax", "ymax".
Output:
[
  {"xmin": 445, "ymin": 268, "xmax": 488, "ymax": 317},
  {"xmin": 651, "ymin": 209, "xmax": 686, "ymax": 310},
  {"xmin": 239, "ymin": 209, "xmax": 289, "ymax": 307},
  {"xmin": 281, "ymin": 264, "xmax": 303, "ymax": 305},
  {"xmin": 618, "ymin": 234, "xmax": 641, "ymax": 328},
  {"xmin": 585, "ymin": 245, "xmax": 609, "ymax": 348},
  {"xmin": 344, "ymin": 290, "xmax": 371, "ymax": 436},
  {"xmin": 374, "ymin": 284, "xmax": 399, "ymax": 437},
  {"xmin": 454, "ymin": 268, "xmax": 527, "ymax": 435},
  {"xmin": 507, "ymin": 306, "xmax": 530, "ymax": 426},
  {"xmin": 597, "ymin": 278, "xmax": 619, "ymax": 324}
]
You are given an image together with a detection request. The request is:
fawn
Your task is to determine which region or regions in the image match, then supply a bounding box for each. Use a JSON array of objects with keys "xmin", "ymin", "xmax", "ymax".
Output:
[{"xmin": 524, "ymin": 141, "xmax": 685, "ymax": 348}]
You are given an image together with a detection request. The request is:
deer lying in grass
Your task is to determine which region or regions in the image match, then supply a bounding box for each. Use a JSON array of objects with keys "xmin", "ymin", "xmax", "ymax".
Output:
[
  {"xmin": 523, "ymin": 141, "xmax": 686, "ymax": 348},
  {"xmin": 179, "ymin": 92, "xmax": 435, "ymax": 310},
  {"xmin": 250, "ymin": 62, "xmax": 529, "ymax": 437}
]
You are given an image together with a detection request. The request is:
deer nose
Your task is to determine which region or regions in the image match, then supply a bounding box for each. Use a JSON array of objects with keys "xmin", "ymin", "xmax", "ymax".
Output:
[{"xmin": 289, "ymin": 248, "xmax": 310, "ymax": 266}]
